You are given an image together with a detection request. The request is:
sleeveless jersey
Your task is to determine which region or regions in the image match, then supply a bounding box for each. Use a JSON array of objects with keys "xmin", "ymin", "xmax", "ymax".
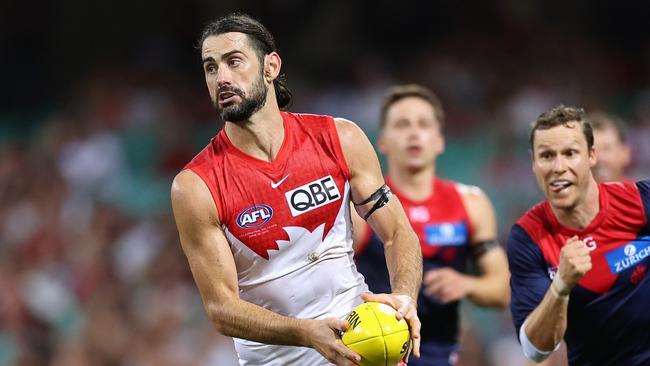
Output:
[
  {"xmin": 508, "ymin": 180, "xmax": 650, "ymax": 365},
  {"xmin": 185, "ymin": 112, "xmax": 368, "ymax": 366},
  {"xmin": 355, "ymin": 178, "xmax": 472, "ymax": 352}
]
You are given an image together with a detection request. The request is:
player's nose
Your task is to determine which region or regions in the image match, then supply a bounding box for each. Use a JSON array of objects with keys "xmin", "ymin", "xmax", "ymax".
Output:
[
  {"xmin": 406, "ymin": 124, "xmax": 421, "ymax": 138},
  {"xmin": 552, "ymin": 156, "xmax": 568, "ymax": 173},
  {"xmin": 216, "ymin": 67, "xmax": 232, "ymax": 86}
]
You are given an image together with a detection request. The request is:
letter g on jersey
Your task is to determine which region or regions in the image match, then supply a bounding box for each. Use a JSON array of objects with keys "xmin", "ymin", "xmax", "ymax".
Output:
[{"xmin": 285, "ymin": 175, "xmax": 341, "ymax": 216}]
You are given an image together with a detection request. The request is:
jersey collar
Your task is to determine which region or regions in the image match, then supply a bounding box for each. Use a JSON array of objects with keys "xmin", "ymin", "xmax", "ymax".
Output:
[{"xmin": 543, "ymin": 182, "xmax": 609, "ymax": 237}]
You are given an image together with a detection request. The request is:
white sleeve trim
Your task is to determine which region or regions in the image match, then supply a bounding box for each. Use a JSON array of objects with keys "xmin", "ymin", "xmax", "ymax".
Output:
[{"xmin": 519, "ymin": 320, "xmax": 561, "ymax": 363}]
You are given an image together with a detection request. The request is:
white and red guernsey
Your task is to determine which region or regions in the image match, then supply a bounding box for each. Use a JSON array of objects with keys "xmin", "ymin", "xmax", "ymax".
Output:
[{"xmin": 184, "ymin": 112, "xmax": 368, "ymax": 365}]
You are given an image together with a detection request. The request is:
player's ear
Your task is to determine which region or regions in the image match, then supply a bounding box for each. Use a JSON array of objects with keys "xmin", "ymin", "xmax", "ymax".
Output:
[
  {"xmin": 621, "ymin": 144, "xmax": 632, "ymax": 168},
  {"xmin": 530, "ymin": 149, "xmax": 536, "ymax": 172},
  {"xmin": 377, "ymin": 132, "xmax": 388, "ymax": 155},
  {"xmin": 589, "ymin": 145, "xmax": 597, "ymax": 167},
  {"xmin": 436, "ymin": 134, "xmax": 445, "ymax": 155},
  {"xmin": 264, "ymin": 52, "xmax": 281, "ymax": 83}
]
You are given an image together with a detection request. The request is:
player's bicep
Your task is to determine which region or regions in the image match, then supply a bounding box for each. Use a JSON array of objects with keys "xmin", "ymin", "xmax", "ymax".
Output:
[
  {"xmin": 476, "ymin": 246, "xmax": 508, "ymax": 278},
  {"xmin": 334, "ymin": 118, "xmax": 408, "ymax": 242},
  {"xmin": 460, "ymin": 185, "xmax": 501, "ymax": 260},
  {"xmin": 364, "ymin": 195, "xmax": 413, "ymax": 245},
  {"xmin": 171, "ymin": 170, "xmax": 239, "ymax": 307},
  {"xmin": 460, "ymin": 184, "xmax": 497, "ymax": 241},
  {"xmin": 350, "ymin": 202, "xmax": 369, "ymax": 251},
  {"xmin": 507, "ymin": 224, "xmax": 550, "ymax": 338},
  {"xmin": 334, "ymin": 118, "xmax": 385, "ymax": 205}
]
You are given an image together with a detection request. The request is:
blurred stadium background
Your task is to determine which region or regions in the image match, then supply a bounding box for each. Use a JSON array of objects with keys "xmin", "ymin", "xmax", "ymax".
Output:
[{"xmin": 1, "ymin": 0, "xmax": 649, "ymax": 365}]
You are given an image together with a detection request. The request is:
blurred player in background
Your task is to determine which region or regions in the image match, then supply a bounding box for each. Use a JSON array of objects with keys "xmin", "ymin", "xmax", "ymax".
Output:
[
  {"xmin": 171, "ymin": 13, "xmax": 422, "ymax": 366},
  {"xmin": 508, "ymin": 105, "xmax": 650, "ymax": 365},
  {"xmin": 353, "ymin": 84, "xmax": 510, "ymax": 366},
  {"xmin": 589, "ymin": 112, "xmax": 632, "ymax": 182}
]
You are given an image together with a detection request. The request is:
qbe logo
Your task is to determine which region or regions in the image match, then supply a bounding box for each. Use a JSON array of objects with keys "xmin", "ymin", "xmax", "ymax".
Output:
[
  {"xmin": 285, "ymin": 175, "xmax": 341, "ymax": 217},
  {"xmin": 237, "ymin": 204, "xmax": 273, "ymax": 228}
]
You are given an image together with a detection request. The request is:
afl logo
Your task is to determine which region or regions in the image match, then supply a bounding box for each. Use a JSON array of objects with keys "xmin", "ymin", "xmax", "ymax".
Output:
[{"xmin": 237, "ymin": 205, "xmax": 273, "ymax": 229}]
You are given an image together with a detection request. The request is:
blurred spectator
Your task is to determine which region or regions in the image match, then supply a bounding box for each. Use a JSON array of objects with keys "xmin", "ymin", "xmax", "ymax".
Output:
[{"xmin": 590, "ymin": 112, "xmax": 632, "ymax": 182}]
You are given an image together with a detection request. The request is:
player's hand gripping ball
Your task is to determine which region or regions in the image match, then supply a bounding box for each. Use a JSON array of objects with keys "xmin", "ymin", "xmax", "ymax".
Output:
[{"xmin": 341, "ymin": 302, "xmax": 410, "ymax": 366}]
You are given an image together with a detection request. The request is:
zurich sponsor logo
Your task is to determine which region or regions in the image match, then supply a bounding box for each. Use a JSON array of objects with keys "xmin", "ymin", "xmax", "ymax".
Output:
[
  {"xmin": 236, "ymin": 204, "xmax": 273, "ymax": 229},
  {"xmin": 624, "ymin": 244, "xmax": 636, "ymax": 257},
  {"xmin": 605, "ymin": 237, "xmax": 650, "ymax": 274},
  {"xmin": 424, "ymin": 222, "xmax": 468, "ymax": 246}
]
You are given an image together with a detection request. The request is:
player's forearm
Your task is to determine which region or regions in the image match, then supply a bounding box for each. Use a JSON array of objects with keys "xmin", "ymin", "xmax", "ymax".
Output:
[
  {"xmin": 523, "ymin": 289, "xmax": 568, "ymax": 351},
  {"xmin": 466, "ymin": 272, "xmax": 510, "ymax": 309},
  {"xmin": 205, "ymin": 297, "xmax": 310, "ymax": 347},
  {"xmin": 384, "ymin": 228, "xmax": 423, "ymax": 300}
]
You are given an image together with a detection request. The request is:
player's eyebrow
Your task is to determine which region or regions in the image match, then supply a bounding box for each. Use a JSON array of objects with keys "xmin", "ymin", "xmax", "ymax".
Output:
[
  {"xmin": 202, "ymin": 50, "xmax": 244, "ymax": 64},
  {"xmin": 202, "ymin": 56, "xmax": 216, "ymax": 64}
]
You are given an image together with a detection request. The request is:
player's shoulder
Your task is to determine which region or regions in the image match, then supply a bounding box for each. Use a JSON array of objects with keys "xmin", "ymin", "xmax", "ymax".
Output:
[
  {"xmin": 284, "ymin": 111, "xmax": 349, "ymax": 139},
  {"xmin": 287, "ymin": 111, "xmax": 366, "ymax": 149},
  {"xmin": 505, "ymin": 220, "xmax": 550, "ymax": 284},
  {"xmin": 600, "ymin": 179, "xmax": 650, "ymax": 195},
  {"xmin": 450, "ymin": 180, "xmax": 493, "ymax": 212},
  {"xmin": 453, "ymin": 181, "xmax": 485, "ymax": 198},
  {"xmin": 514, "ymin": 201, "xmax": 548, "ymax": 235},
  {"xmin": 601, "ymin": 180, "xmax": 650, "ymax": 209},
  {"xmin": 284, "ymin": 111, "xmax": 334, "ymax": 125},
  {"xmin": 171, "ymin": 169, "xmax": 209, "ymax": 202},
  {"xmin": 601, "ymin": 180, "xmax": 638, "ymax": 194},
  {"xmin": 637, "ymin": 179, "xmax": 650, "ymax": 191},
  {"xmin": 637, "ymin": 179, "xmax": 650, "ymax": 203},
  {"xmin": 506, "ymin": 212, "xmax": 551, "ymax": 270},
  {"xmin": 327, "ymin": 117, "xmax": 368, "ymax": 147},
  {"xmin": 171, "ymin": 168, "xmax": 220, "ymax": 223},
  {"xmin": 331, "ymin": 116, "xmax": 362, "ymax": 135}
]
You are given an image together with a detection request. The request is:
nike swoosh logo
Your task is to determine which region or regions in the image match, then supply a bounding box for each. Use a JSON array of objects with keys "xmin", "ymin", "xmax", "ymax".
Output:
[{"xmin": 271, "ymin": 175, "xmax": 290, "ymax": 189}]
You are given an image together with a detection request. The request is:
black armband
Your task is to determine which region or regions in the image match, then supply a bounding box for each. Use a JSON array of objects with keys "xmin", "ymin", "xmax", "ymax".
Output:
[
  {"xmin": 354, "ymin": 184, "xmax": 393, "ymax": 220},
  {"xmin": 471, "ymin": 239, "xmax": 500, "ymax": 258}
]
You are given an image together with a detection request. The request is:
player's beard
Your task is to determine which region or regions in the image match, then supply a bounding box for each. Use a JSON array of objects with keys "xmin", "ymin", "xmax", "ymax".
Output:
[{"xmin": 214, "ymin": 73, "xmax": 268, "ymax": 123}]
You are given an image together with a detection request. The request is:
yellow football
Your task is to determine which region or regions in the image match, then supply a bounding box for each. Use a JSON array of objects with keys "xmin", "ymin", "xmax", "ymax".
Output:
[{"xmin": 341, "ymin": 302, "xmax": 410, "ymax": 366}]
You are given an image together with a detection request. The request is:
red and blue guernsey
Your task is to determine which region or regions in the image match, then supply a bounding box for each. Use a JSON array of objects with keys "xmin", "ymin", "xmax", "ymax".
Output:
[
  {"xmin": 508, "ymin": 180, "xmax": 650, "ymax": 366},
  {"xmin": 355, "ymin": 178, "xmax": 472, "ymax": 365}
]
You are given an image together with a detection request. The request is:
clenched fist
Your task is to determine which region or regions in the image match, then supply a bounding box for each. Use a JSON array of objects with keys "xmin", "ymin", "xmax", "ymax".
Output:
[{"xmin": 556, "ymin": 236, "xmax": 593, "ymax": 294}]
